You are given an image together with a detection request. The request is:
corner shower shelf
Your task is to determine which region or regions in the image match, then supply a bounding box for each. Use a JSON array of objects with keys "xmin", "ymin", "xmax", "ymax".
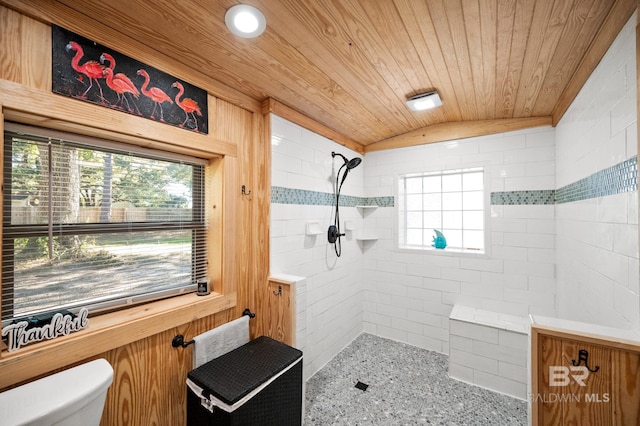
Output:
[{"xmin": 355, "ymin": 205, "xmax": 378, "ymax": 241}]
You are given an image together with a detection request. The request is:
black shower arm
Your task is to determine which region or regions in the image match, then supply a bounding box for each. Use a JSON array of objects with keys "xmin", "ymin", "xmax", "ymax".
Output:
[{"xmin": 332, "ymin": 151, "xmax": 349, "ymax": 164}]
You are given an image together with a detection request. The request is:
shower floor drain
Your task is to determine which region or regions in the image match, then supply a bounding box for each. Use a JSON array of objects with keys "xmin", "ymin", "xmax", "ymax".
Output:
[{"xmin": 355, "ymin": 381, "xmax": 369, "ymax": 391}]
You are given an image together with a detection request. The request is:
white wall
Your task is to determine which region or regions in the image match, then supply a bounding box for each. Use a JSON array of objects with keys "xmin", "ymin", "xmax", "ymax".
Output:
[
  {"xmin": 555, "ymin": 13, "xmax": 639, "ymax": 330},
  {"xmin": 270, "ymin": 115, "xmax": 364, "ymax": 379},
  {"xmin": 363, "ymin": 127, "xmax": 557, "ymax": 355}
]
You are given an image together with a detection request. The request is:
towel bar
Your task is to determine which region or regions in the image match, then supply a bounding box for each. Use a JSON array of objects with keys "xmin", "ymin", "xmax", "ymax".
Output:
[{"xmin": 172, "ymin": 308, "xmax": 256, "ymax": 348}]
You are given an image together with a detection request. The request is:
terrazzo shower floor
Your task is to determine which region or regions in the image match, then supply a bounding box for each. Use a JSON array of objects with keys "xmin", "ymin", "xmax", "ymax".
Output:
[{"xmin": 304, "ymin": 333, "xmax": 527, "ymax": 425}]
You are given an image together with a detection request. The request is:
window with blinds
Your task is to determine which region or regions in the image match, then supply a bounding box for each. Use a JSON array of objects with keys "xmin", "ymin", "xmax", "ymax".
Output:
[
  {"xmin": 2, "ymin": 124, "xmax": 208, "ymax": 322},
  {"xmin": 398, "ymin": 167, "xmax": 486, "ymax": 253}
]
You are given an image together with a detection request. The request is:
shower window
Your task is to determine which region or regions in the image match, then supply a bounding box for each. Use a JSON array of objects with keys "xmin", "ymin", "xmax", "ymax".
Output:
[
  {"xmin": 398, "ymin": 167, "xmax": 486, "ymax": 253},
  {"xmin": 2, "ymin": 124, "xmax": 207, "ymax": 323}
]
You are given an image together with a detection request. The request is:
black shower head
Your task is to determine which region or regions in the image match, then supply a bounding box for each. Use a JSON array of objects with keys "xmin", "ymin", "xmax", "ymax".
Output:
[
  {"xmin": 347, "ymin": 157, "xmax": 362, "ymax": 170},
  {"xmin": 332, "ymin": 152, "xmax": 362, "ymax": 170}
]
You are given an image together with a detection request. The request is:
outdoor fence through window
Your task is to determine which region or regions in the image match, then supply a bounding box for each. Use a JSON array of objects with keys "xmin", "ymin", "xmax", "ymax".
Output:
[{"xmin": 2, "ymin": 123, "xmax": 208, "ymax": 323}]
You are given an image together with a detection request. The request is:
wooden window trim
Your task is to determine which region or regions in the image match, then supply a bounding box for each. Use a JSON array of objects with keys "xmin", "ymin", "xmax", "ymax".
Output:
[{"xmin": 0, "ymin": 94, "xmax": 238, "ymax": 389}]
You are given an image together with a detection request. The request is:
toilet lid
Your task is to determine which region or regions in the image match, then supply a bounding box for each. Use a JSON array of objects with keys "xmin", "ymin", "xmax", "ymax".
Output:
[{"xmin": 0, "ymin": 359, "xmax": 113, "ymax": 425}]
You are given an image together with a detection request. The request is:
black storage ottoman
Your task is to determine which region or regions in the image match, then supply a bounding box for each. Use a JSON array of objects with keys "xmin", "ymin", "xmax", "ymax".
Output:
[{"xmin": 186, "ymin": 335, "xmax": 303, "ymax": 426}]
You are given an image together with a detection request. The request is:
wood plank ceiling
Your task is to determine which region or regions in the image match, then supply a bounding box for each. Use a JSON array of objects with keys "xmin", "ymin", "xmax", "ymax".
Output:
[{"xmin": 19, "ymin": 0, "xmax": 640, "ymax": 149}]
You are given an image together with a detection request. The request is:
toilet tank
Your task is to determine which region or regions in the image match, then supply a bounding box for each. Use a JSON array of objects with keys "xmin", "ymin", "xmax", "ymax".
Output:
[{"xmin": 0, "ymin": 358, "xmax": 113, "ymax": 426}]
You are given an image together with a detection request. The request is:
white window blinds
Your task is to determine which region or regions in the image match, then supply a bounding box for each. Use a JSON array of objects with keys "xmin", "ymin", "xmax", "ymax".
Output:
[{"xmin": 2, "ymin": 124, "xmax": 208, "ymax": 321}]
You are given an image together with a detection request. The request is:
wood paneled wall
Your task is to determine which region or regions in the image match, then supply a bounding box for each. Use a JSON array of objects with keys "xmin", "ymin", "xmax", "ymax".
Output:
[
  {"xmin": 531, "ymin": 325, "xmax": 640, "ymax": 425},
  {"xmin": 265, "ymin": 278, "xmax": 295, "ymax": 347},
  {"xmin": 100, "ymin": 314, "xmax": 232, "ymax": 425},
  {"xmin": 0, "ymin": 5, "xmax": 271, "ymax": 425}
]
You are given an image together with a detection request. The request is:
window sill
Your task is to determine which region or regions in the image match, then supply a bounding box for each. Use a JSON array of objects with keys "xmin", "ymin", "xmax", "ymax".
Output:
[
  {"xmin": 396, "ymin": 246, "xmax": 489, "ymax": 258},
  {"xmin": 0, "ymin": 291, "xmax": 236, "ymax": 390}
]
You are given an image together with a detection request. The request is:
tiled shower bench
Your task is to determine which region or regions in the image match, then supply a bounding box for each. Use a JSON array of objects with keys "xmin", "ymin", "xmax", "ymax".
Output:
[{"xmin": 448, "ymin": 305, "xmax": 530, "ymax": 400}]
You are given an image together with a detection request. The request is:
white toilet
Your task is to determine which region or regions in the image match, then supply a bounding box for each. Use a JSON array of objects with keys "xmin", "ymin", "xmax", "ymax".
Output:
[{"xmin": 0, "ymin": 358, "xmax": 113, "ymax": 426}]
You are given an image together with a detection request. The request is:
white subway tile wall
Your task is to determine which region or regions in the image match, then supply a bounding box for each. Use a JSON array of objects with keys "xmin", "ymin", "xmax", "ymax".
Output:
[
  {"xmin": 364, "ymin": 125, "xmax": 557, "ymax": 354},
  {"xmin": 555, "ymin": 12, "xmax": 639, "ymax": 330},
  {"xmin": 271, "ymin": 115, "xmax": 365, "ymax": 380},
  {"xmin": 448, "ymin": 305, "xmax": 529, "ymax": 399}
]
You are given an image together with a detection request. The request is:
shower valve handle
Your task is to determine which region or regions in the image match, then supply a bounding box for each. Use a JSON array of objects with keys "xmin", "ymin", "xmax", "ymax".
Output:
[{"xmin": 327, "ymin": 225, "xmax": 344, "ymax": 243}]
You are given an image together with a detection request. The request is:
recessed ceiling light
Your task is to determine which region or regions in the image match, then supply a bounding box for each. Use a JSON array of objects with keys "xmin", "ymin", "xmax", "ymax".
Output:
[
  {"xmin": 406, "ymin": 91, "xmax": 442, "ymax": 111},
  {"xmin": 225, "ymin": 5, "xmax": 266, "ymax": 39}
]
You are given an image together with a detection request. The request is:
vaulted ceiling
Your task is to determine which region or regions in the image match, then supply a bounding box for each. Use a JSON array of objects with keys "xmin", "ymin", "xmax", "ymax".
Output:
[{"xmin": 12, "ymin": 0, "xmax": 640, "ymax": 150}]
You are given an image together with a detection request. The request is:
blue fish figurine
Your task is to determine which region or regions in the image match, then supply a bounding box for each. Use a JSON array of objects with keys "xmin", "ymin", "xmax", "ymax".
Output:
[{"xmin": 432, "ymin": 230, "xmax": 447, "ymax": 249}]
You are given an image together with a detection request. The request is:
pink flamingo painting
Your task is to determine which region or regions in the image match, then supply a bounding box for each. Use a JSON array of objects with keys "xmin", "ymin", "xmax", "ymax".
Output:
[
  {"xmin": 102, "ymin": 68, "xmax": 140, "ymax": 113},
  {"xmin": 54, "ymin": 26, "xmax": 207, "ymax": 134},
  {"xmin": 65, "ymin": 41, "xmax": 105, "ymax": 101},
  {"xmin": 137, "ymin": 69, "xmax": 173, "ymax": 122},
  {"xmin": 100, "ymin": 53, "xmax": 140, "ymax": 114},
  {"xmin": 171, "ymin": 81, "xmax": 202, "ymax": 131}
]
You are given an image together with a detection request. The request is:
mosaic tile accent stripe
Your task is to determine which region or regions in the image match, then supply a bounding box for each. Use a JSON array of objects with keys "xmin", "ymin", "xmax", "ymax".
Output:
[
  {"xmin": 555, "ymin": 156, "xmax": 637, "ymax": 204},
  {"xmin": 273, "ymin": 157, "xmax": 637, "ymax": 207},
  {"xmin": 271, "ymin": 187, "xmax": 333, "ymax": 205},
  {"xmin": 359, "ymin": 196, "xmax": 395, "ymax": 207},
  {"xmin": 271, "ymin": 186, "xmax": 394, "ymax": 207},
  {"xmin": 491, "ymin": 190, "xmax": 555, "ymax": 205}
]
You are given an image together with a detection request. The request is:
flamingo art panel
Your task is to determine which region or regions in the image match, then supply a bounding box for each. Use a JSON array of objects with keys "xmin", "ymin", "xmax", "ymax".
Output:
[{"xmin": 52, "ymin": 25, "xmax": 208, "ymax": 135}]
